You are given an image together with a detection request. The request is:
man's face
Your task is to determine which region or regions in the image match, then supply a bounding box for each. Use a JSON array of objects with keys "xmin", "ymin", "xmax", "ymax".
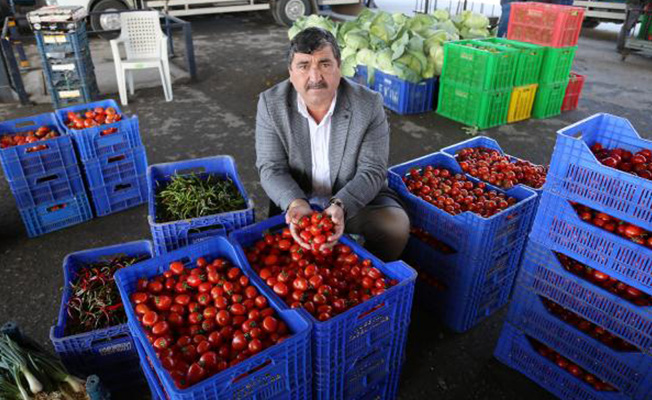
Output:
[{"xmin": 289, "ymin": 45, "xmax": 341, "ymax": 108}]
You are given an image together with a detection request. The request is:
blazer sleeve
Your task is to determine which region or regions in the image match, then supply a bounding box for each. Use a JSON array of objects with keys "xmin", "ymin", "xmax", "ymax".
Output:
[
  {"xmin": 334, "ymin": 92, "xmax": 389, "ymax": 218},
  {"xmin": 255, "ymin": 92, "xmax": 307, "ymax": 211}
]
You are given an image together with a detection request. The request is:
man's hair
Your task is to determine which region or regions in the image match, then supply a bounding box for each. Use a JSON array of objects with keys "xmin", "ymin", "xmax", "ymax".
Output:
[{"xmin": 287, "ymin": 27, "xmax": 341, "ymax": 68}]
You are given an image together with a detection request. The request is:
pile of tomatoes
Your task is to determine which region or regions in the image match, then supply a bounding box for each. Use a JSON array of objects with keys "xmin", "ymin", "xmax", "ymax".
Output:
[
  {"xmin": 590, "ymin": 143, "xmax": 652, "ymax": 180},
  {"xmin": 245, "ymin": 214, "xmax": 397, "ymax": 322},
  {"xmin": 540, "ymin": 296, "xmax": 638, "ymax": 352},
  {"xmin": 0, "ymin": 126, "xmax": 60, "ymax": 151},
  {"xmin": 555, "ymin": 253, "xmax": 650, "ymax": 306},
  {"xmin": 402, "ymin": 166, "xmax": 518, "ymax": 217},
  {"xmin": 130, "ymin": 256, "xmax": 290, "ymax": 389},
  {"xmin": 454, "ymin": 146, "xmax": 548, "ymax": 189},
  {"xmin": 571, "ymin": 202, "xmax": 652, "ymax": 248},
  {"xmin": 530, "ymin": 337, "xmax": 617, "ymax": 392},
  {"xmin": 64, "ymin": 106, "xmax": 122, "ymax": 136}
]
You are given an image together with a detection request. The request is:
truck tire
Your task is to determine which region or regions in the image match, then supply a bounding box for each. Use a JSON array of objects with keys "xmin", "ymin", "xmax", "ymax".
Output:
[
  {"xmin": 90, "ymin": 0, "xmax": 128, "ymax": 39},
  {"xmin": 274, "ymin": 0, "xmax": 311, "ymax": 27},
  {"xmin": 582, "ymin": 18, "xmax": 600, "ymax": 29}
]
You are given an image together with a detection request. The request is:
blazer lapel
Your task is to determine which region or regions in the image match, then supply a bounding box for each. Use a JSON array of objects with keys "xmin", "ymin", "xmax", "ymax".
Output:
[
  {"xmin": 329, "ymin": 85, "xmax": 352, "ymax": 187},
  {"xmin": 288, "ymin": 89, "xmax": 312, "ymax": 189}
]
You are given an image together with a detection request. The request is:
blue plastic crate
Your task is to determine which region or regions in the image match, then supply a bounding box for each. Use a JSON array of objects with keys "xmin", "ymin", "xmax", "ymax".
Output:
[
  {"xmin": 19, "ymin": 194, "xmax": 92, "ymax": 237},
  {"xmin": 9, "ymin": 163, "xmax": 85, "ymax": 209},
  {"xmin": 0, "ymin": 112, "xmax": 77, "ymax": 181},
  {"xmin": 546, "ymin": 113, "xmax": 652, "ymax": 231},
  {"xmin": 35, "ymin": 25, "xmax": 89, "ymax": 55},
  {"xmin": 495, "ymin": 322, "xmax": 633, "ymax": 400},
  {"xmin": 507, "ymin": 285, "xmax": 652, "ymax": 399},
  {"xmin": 373, "ymin": 71, "xmax": 436, "ymax": 115},
  {"xmin": 50, "ymin": 240, "xmax": 152, "ymax": 392},
  {"xmin": 83, "ymin": 146, "xmax": 148, "ymax": 188},
  {"xmin": 55, "ymin": 100, "xmax": 143, "ymax": 161},
  {"xmin": 148, "ymin": 156, "xmax": 255, "ymax": 254},
  {"xmin": 404, "ymin": 233, "xmax": 524, "ymax": 332},
  {"xmin": 388, "ymin": 152, "xmax": 538, "ymax": 258},
  {"xmin": 114, "ymin": 236, "xmax": 312, "ymax": 400},
  {"xmin": 49, "ymin": 79, "xmax": 99, "ymax": 110},
  {"xmin": 530, "ymin": 191, "xmax": 652, "ymax": 295},
  {"xmin": 88, "ymin": 173, "xmax": 147, "ymax": 217},
  {"xmin": 516, "ymin": 238, "xmax": 652, "ymax": 353},
  {"xmin": 229, "ymin": 214, "xmax": 417, "ymax": 400},
  {"xmin": 136, "ymin": 338, "xmax": 168, "ymax": 400}
]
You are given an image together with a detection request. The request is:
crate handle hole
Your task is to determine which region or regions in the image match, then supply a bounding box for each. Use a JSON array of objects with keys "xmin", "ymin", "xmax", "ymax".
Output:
[
  {"xmin": 36, "ymin": 174, "xmax": 59, "ymax": 184},
  {"xmin": 91, "ymin": 333, "xmax": 130, "ymax": 346},
  {"xmin": 176, "ymin": 167, "xmax": 206, "ymax": 176},
  {"xmin": 358, "ymin": 302, "xmax": 385, "ymax": 320},
  {"xmin": 114, "ymin": 183, "xmax": 132, "ymax": 192},
  {"xmin": 108, "ymin": 155, "xmax": 126, "ymax": 163},
  {"xmin": 47, "ymin": 203, "xmax": 67, "ymax": 212},
  {"xmin": 25, "ymin": 144, "xmax": 50, "ymax": 153},
  {"xmin": 232, "ymin": 359, "xmax": 272, "ymax": 383}
]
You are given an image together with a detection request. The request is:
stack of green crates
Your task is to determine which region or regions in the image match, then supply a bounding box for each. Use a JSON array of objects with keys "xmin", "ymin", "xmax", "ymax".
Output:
[
  {"xmin": 532, "ymin": 46, "xmax": 576, "ymax": 119},
  {"xmin": 436, "ymin": 40, "xmax": 519, "ymax": 130},
  {"xmin": 437, "ymin": 38, "xmax": 549, "ymax": 129}
]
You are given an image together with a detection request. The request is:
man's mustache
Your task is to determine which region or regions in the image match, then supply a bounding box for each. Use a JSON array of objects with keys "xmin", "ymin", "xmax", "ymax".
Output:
[{"xmin": 306, "ymin": 81, "xmax": 327, "ymax": 90}]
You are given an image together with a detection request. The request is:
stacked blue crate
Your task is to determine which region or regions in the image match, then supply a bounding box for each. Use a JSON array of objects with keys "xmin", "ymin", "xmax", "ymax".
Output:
[
  {"xmin": 31, "ymin": 14, "xmax": 98, "ymax": 108},
  {"xmin": 495, "ymin": 113, "xmax": 652, "ymax": 399},
  {"xmin": 0, "ymin": 112, "xmax": 91, "ymax": 237},
  {"xmin": 55, "ymin": 100, "xmax": 148, "ymax": 217},
  {"xmin": 388, "ymin": 152, "xmax": 538, "ymax": 332}
]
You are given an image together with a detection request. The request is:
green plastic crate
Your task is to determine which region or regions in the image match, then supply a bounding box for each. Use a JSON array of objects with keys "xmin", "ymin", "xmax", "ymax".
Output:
[
  {"xmin": 539, "ymin": 46, "xmax": 576, "ymax": 84},
  {"xmin": 479, "ymin": 38, "xmax": 545, "ymax": 86},
  {"xmin": 441, "ymin": 40, "xmax": 519, "ymax": 90},
  {"xmin": 437, "ymin": 79, "xmax": 511, "ymax": 130},
  {"xmin": 532, "ymin": 79, "xmax": 569, "ymax": 119}
]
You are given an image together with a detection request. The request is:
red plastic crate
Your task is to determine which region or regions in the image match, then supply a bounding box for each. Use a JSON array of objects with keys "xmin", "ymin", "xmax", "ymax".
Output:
[
  {"xmin": 507, "ymin": 2, "xmax": 585, "ymax": 48},
  {"xmin": 561, "ymin": 72, "xmax": 586, "ymax": 112}
]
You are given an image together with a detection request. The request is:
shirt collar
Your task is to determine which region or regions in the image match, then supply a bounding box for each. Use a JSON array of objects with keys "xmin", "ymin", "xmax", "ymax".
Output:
[{"xmin": 297, "ymin": 93, "xmax": 337, "ymax": 126}]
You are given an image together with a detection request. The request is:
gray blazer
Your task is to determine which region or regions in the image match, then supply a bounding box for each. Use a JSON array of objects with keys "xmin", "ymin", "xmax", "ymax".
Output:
[{"xmin": 255, "ymin": 78, "xmax": 399, "ymax": 219}]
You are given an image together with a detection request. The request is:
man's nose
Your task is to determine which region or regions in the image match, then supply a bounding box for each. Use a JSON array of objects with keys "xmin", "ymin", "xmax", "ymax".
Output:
[{"xmin": 308, "ymin": 65, "xmax": 321, "ymax": 81}]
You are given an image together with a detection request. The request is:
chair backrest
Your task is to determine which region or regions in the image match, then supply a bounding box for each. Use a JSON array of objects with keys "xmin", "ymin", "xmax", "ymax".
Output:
[{"xmin": 119, "ymin": 11, "xmax": 163, "ymax": 60}]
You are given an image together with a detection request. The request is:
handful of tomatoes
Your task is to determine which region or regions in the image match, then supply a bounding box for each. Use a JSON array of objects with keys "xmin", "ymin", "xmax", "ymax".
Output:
[
  {"xmin": 246, "ymin": 214, "xmax": 397, "ymax": 322},
  {"xmin": 130, "ymin": 256, "xmax": 290, "ymax": 389}
]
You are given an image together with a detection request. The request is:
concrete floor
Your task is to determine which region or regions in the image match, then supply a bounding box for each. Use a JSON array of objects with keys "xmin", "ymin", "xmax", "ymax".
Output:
[{"xmin": 0, "ymin": 10, "xmax": 651, "ymax": 400}]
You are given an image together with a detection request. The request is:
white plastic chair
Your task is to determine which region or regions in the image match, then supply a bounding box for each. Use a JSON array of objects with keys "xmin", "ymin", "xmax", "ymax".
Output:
[{"xmin": 110, "ymin": 11, "xmax": 173, "ymax": 105}]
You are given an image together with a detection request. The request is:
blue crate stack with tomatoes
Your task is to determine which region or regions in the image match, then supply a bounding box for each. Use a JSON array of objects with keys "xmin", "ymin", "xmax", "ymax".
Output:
[
  {"xmin": 55, "ymin": 99, "xmax": 148, "ymax": 217},
  {"xmin": 0, "ymin": 112, "xmax": 92, "ymax": 237},
  {"xmin": 494, "ymin": 113, "xmax": 652, "ymax": 399},
  {"xmin": 388, "ymin": 140, "xmax": 546, "ymax": 332}
]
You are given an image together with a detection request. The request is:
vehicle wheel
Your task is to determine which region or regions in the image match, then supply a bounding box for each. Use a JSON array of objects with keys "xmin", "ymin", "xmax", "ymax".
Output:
[
  {"xmin": 274, "ymin": 0, "xmax": 311, "ymax": 27},
  {"xmin": 582, "ymin": 18, "xmax": 600, "ymax": 29},
  {"xmin": 90, "ymin": 0, "xmax": 128, "ymax": 40}
]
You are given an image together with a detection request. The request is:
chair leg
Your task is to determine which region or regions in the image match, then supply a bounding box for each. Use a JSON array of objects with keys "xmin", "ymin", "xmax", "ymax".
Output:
[
  {"xmin": 127, "ymin": 70, "xmax": 135, "ymax": 96},
  {"xmin": 116, "ymin": 65, "xmax": 128, "ymax": 106},
  {"xmin": 158, "ymin": 62, "xmax": 172, "ymax": 102},
  {"xmin": 161, "ymin": 58, "xmax": 173, "ymax": 101}
]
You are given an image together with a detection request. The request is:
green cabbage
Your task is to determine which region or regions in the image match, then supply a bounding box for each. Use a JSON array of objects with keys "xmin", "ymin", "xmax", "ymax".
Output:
[{"xmin": 433, "ymin": 9, "xmax": 450, "ymax": 22}]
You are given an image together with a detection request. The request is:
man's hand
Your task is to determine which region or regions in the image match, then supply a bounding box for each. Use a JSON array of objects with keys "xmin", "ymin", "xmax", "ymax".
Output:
[
  {"xmin": 322, "ymin": 203, "xmax": 345, "ymax": 249},
  {"xmin": 285, "ymin": 198, "xmax": 313, "ymax": 250}
]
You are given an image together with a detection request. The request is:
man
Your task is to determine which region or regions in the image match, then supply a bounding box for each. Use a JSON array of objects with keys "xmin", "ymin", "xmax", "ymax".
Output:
[
  {"xmin": 255, "ymin": 27, "xmax": 410, "ymax": 262},
  {"xmin": 498, "ymin": 0, "xmax": 518, "ymax": 38}
]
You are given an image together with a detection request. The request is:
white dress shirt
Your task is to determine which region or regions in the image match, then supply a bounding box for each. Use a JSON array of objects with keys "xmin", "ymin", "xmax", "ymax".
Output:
[{"xmin": 297, "ymin": 94, "xmax": 337, "ymax": 207}]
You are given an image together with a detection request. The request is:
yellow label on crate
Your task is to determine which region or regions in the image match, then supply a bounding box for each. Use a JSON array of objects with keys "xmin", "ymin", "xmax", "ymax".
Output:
[
  {"xmin": 59, "ymin": 90, "xmax": 81, "ymax": 99},
  {"xmin": 44, "ymin": 35, "xmax": 68, "ymax": 44},
  {"xmin": 508, "ymin": 84, "xmax": 538, "ymax": 123}
]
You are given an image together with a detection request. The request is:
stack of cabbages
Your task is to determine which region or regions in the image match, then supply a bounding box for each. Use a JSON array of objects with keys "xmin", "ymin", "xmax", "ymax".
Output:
[{"xmin": 288, "ymin": 9, "xmax": 492, "ymax": 83}]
